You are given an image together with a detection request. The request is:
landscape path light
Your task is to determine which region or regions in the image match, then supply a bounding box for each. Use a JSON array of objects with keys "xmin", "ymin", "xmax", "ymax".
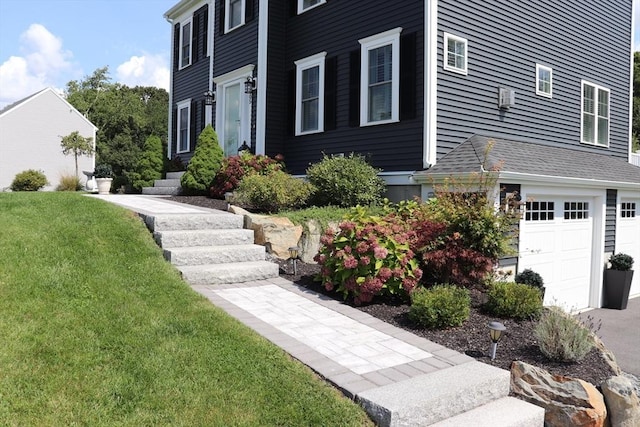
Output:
[
  {"xmin": 288, "ymin": 246, "xmax": 300, "ymax": 276},
  {"xmin": 224, "ymin": 192, "xmax": 233, "ymax": 210},
  {"xmin": 487, "ymin": 321, "xmax": 506, "ymax": 361}
]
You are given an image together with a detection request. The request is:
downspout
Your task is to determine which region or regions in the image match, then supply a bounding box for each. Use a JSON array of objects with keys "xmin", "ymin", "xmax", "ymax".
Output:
[
  {"xmin": 255, "ymin": 0, "xmax": 268, "ymax": 154},
  {"xmin": 165, "ymin": 15, "xmax": 175, "ymax": 161}
]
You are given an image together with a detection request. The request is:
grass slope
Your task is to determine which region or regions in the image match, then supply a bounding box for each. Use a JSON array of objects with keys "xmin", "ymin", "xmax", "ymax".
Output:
[{"xmin": 0, "ymin": 193, "xmax": 371, "ymax": 426}]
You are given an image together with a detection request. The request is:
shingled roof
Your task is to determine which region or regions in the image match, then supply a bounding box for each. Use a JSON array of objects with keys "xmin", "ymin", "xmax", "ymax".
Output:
[{"xmin": 414, "ymin": 135, "xmax": 640, "ymax": 185}]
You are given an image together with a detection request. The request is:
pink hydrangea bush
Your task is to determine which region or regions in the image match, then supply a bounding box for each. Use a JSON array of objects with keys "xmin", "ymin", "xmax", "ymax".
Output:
[{"xmin": 314, "ymin": 206, "xmax": 423, "ymax": 305}]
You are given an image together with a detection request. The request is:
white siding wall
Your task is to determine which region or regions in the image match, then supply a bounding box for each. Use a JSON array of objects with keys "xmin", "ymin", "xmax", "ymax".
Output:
[{"xmin": 0, "ymin": 89, "xmax": 96, "ymax": 191}]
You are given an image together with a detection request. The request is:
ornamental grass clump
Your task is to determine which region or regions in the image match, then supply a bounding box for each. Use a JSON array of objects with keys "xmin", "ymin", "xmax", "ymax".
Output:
[
  {"xmin": 408, "ymin": 285, "xmax": 470, "ymax": 329},
  {"xmin": 534, "ymin": 306, "xmax": 594, "ymax": 362},
  {"xmin": 314, "ymin": 206, "xmax": 422, "ymax": 305}
]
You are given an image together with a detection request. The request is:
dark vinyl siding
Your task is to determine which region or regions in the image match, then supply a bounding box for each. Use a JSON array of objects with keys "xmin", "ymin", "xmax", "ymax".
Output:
[
  {"xmin": 436, "ymin": 0, "xmax": 632, "ymax": 161},
  {"xmin": 214, "ymin": 0, "xmax": 259, "ymax": 76},
  {"xmin": 170, "ymin": 4, "xmax": 210, "ymax": 160},
  {"xmin": 271, "ymin": 0, "xmax": 424, "ymax": 175},
  {"xmin": 605, "ymin": 189, "xmax": 617, "ymax": 253}
]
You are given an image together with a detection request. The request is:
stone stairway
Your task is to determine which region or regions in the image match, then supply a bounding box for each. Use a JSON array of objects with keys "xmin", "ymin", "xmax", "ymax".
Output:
[
  {"xmin": 143, "ymin": 211, "xmax": 280, "ymax": 284},
  {"xmin": 142, "ymin": 171, "xmax": 184, "ymax": 195}
]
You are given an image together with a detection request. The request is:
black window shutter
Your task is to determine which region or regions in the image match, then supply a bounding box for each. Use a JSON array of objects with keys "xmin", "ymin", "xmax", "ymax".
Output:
[
  {"xmin": 192, "ymin": 13, "xmax": 200, "ymax": 63},
  {"xmin": 400, "ymin": 32, "xmax": 417, "ymax": 121},
  {"xmin": 324, "ymin": 56, "xmax": 337, "ymax": 131},
  {"xmin": 348, "ymin": 49, "xmax": 361, "ymax": 127},
  {"xmin": 171, "ymin": 108, "xmax": 177, "ymax": 154},
  {"xmin": 173, "ymin": 23, "xmax": 180, "ymax": 70},
  {"xmin": 219, "ymin": 0, "xmax": 225, "ymax": 35},
  {"xmin": 245, "ymin": 0, "xmax": 255, "ymax": 22},
  {"xmin": 201, "ymin": 100, "xmax": 206, "ymax": 130},
  {"xmin": 287, "ymin": 69, "xmax": 295, "ymax": 136},
  {"xmin": 289, "ymin": 0, "xmax": 297, "ymax": 16},
  {"xmin": 190, "ymin": 100, "xmax": 198, "ymax": 151},
  {"xmin": 202, "ymin": 7, "xmax": 208, "ymax": 57}
]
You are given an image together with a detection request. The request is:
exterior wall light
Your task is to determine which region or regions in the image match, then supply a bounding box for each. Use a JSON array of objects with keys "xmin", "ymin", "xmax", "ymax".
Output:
[
  {"xmin": 203, "ymin": 90, "xmax": 215, "ymax": 105},
  {"xmin": 488, "ymin": 321, "xmax": 506, "ymax": 360},
  {"xmin": 244, "ymin": 76, "xmax": 256, "ymax": 94},
  {"xmin": 288, "ymin": 246, "xmax": 300, "ymax": 276}
]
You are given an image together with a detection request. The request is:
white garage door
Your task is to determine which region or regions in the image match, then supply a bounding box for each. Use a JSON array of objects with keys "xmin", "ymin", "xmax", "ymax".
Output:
[
  {"xmin": 616, "ymin": 199, "xmax": 640, "ymax": 297},
  {"xmin": 518, "ymin": 197, "xmax": 593, "ymax": 310}
]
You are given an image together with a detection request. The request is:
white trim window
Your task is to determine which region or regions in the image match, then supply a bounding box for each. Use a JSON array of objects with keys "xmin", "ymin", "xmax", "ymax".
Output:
[
  {"xmin": 179, "ymin": 18, "xmax": 192, "ymax": 69},
  {"xmin": 443, "ymin": 32, "xmax": 467, "ymax": 75},
  {"xmin": 176, "ymin": 100, "xmax": 191, "ymax": 153},
  {"xmin": 295, "ymin": 52, "xmax": 326, "ymax": 135},
  {"xmin": 225, "ymin": 0, "xmax": 245, "ymax": 33},
  {"xmin": 536, "ymin": 64, "xmax": 552, "ymax": 97},
  {"xmin": 359, "ymin": 27, "xmax": 402, "ymax": 126},
  {"xmin": 298, "ymin": 0, "xmax": 326, "ymax": 14},
  {"xmin": 581, "ymin": 81, "xmax": 609, "ymax": 146}
]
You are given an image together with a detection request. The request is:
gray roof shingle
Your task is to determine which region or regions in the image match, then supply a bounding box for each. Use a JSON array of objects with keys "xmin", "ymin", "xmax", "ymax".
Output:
[{"xmin": 416, "ymin": 135, "xmax": 640, "ymax": 185}]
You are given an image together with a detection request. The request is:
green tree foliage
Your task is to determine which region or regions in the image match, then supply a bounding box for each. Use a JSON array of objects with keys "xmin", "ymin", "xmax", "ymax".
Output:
[
  {"xmin": 633, "ymin": 52, "xmax": 640, "ymax": 152},
  {"xmin": 128, "ymin": 135, "xmax": 164, "ymax": 191},
  {"xmin": 60, "ymin": 131, "xmax": 94, "ymax": 179},
  {"xmin": 65, "ymin": 67, "xmax": 169, "ymax": 189},
  {"xmin": 181, "ymin": 125, "xmax": 224, "ymax": 194}
]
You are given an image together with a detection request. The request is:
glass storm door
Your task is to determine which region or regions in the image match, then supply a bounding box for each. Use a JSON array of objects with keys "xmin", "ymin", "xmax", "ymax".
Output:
[{"xmin": 223, "ymin": 83, "xmax": 241, "ymax": 156}]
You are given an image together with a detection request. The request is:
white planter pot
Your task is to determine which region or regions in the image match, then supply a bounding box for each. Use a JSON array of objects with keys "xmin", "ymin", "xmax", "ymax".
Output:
[{"xmin": 96, "ymin": 178, "xmax": 113, "ymax": 195}]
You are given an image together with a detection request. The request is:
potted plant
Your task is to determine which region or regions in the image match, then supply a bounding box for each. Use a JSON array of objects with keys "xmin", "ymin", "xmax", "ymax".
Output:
[
  {"xmin": 604, "ymin": 253, "xmax": 634, "ymax": 310},
  {"xmin": 94, "ymin": 164, "xmax": 113, "ymax": 195},
  {"xmin": 515, "ymin": 268, "xmax": 545, "ymax": 301}
]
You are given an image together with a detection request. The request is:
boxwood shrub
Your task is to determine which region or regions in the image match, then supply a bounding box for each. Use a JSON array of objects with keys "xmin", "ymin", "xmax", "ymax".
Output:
[
  {"xmin": 484, "ymin": 281, "xmax": 543, "ymax": 320},
  {"xmin": 408, "ymin": 285, "xmax": 470, "ymax": 329}
]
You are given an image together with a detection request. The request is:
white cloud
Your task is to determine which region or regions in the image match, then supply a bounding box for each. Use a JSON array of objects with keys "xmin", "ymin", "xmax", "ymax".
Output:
[
  {"xmin": 0, "ymin": 24, "xmax": 74, "ymax": 108},
  {"xmin": 116, "ymin": 53, "xmax": 170, "ymax": 91}
]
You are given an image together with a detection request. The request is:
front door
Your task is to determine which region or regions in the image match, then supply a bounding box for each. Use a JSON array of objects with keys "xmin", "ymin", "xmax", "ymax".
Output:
[{"xmin": 216, "ymin": 78, "xmax": 251, "ymax": 157}]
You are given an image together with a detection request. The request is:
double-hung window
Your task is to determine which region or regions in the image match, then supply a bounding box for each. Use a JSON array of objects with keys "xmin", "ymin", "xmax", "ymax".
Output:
[
  {"xmin": 581, "ymin": 81, "xmax": 609, "ymax": 146},
  {"xmin": 295, "ymin": 52, "xmax": 326, "ymax": 135},
  {"xmin": 177, "ymin": 100, "xmax": 191, "ymax": 153},
  {"xmin": 444, "ymin": 32, "xmax": 467, "ymax": 74},
  {"xmin": 536, "ymin": 64, "xmax": 552, "ymax": 97},
  {"xmin": 179, "ymin": 18, "xmax": 192, "ymax": 69},
  {"xmin": 225, "ymin": 0, "xmax": 245, "ymax": 33},
  {"xmin": 298, "ymin": 0, "xmax": 326, "ymax": 14},
  {"xmin": 359, "ymin": 27, "xmax": 401, "ymax": 126}
]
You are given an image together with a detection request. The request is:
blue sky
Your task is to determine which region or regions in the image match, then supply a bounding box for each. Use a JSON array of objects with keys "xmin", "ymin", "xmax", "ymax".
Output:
[
  {"xmin": 0, "ymin": 0, "xmax": 176, "ymax": 108},
  {"xmin": 0, "ymin": 0, "xmax": 639, "ymax": 109}
]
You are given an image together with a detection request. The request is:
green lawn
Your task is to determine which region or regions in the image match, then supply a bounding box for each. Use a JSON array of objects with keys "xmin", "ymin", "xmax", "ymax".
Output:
[{"xmin": 0, "ymin": 192, "xmax": 372, "ymax": 426}]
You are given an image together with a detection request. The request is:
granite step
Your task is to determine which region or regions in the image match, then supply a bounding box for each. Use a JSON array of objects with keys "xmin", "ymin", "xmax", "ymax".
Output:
[
  {"xmin": 429, "ymin": 396, "xmax": 544, "ymax": 427},
  {"xmin": 145, "ymin": 212, "xmax": 242, "ymax": 232},
  {"xmin": 141, "ymin": 186, "xmax": 181, "ymax": 195},
  {"xmin": 154, "ymin": 229, "xmax": 255, "ymax": 248},
  {"xmin": 164, "ymin": 244, "xmax": 266, "ymax": 266},
  {"xmin": 178, "ymin": 261, "xmax": 280, "ymax": 285}
]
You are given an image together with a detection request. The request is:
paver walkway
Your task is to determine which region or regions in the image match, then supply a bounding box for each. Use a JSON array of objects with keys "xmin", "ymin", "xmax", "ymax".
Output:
[{"xmin": 93, "ymin": 195, "xmax": 545, "ymax": 426}]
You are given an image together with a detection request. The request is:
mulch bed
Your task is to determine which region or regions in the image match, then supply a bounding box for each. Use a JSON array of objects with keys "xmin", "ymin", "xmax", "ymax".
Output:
[{"xmin": 167, "ymin": 195, "xmax": 617, "ymax": 386}]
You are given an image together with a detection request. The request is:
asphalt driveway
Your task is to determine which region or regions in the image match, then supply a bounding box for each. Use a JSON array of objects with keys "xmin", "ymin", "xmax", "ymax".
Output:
[{"xmin": 586, "ymin": 296, "xmax": 640, "ymax": 376}]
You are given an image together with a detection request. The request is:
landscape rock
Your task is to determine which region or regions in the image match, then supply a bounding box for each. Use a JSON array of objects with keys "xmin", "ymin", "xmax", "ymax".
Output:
[
  {"xmin": 511, "ymin": 361, "xmax": 607, "ymax": 427},
  {"xmin": 601, "ymin": 376, "xmax": 640, "ymax": 427},
  {"xmin": 298, "ymin": 220, "xmax": 339, "ymax": 264},
  {"xmin": 233, "ymin": 210, "xmax": 302, "ymax": 259}
]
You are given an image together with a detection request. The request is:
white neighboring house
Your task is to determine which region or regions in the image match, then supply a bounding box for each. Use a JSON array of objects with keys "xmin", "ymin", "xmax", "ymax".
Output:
[{"xmin": 0, "ymin": 87, "xmax": 98, "ymax": 191}]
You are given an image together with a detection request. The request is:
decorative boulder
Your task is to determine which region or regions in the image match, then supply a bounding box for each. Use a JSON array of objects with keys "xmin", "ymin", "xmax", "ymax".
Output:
[
  {"xmin": 511, "ymin": 361, "xmax": 607, "ymax": 427},
  {"xmin": 601, "ymin": 376, "xmax": 640, "ymax": 427},
  {"xmin": 298, "ymin": 219, "xmax": 339, "ymax": 264},
  {"xmin": 230, "ymin": 207, "xmax": 302, "ymax": 259}
]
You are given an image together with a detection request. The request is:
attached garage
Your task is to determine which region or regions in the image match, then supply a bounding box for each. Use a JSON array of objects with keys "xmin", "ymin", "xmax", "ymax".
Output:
[
  {"xmin": 615, "ymin": 195, "xmax": 640, "ymax": 298},
  {"xmin": 518, "ymin": 194, "xmax": 598, "ymax": 310}
]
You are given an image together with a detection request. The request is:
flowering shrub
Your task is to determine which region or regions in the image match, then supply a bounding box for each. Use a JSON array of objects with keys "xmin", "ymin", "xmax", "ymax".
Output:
[
  {"xmin": 314, "ymin": 206, "xmax": 423, "ymax": 305},
  {"xmin": 210, "ymin": 152, "xmax": 285, "ymax": 198}
]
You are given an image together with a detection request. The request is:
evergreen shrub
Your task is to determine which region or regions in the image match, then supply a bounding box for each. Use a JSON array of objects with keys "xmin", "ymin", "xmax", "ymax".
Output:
[
  {"xmin": 306, "ymin": 153, "xmax": 386, "ymax": 207},
  {"xmin": 11, "ymin": 169, "xmax": 48, "ymax": 191},
  {"xmin": 233, "ymin": 171, "xmax": 314, "ymax": 213},
  {"xmin": 484, "ymin": 281, "xmax": 543, "ymax": 320},
  {"xmin": 181, "ymin": 125, "xmax": 224, "ymax": 194},
  {"xmin": 130, "ymin": 135, "xmax": 163, "ymax": 191},
  {"xmin": 408, "ymin": 285, "xmax": 471, "ymax": 329}
]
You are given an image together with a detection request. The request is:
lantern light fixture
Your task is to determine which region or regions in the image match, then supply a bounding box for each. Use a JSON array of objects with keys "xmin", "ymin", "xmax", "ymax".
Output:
[
  {"xmin": 288, "ymin": 246, "xmax": 300, "ymax": 276},
  {"xmin": 487, "ymin": 321, "xmax": 506, "ymax": 361},
  {"xmin": 203, "ymin": 90, "xmax": 215, "ymax": 105},
  {"xmin": 244, "ymin": 76, "xmax": 256, "ymax": 94}
]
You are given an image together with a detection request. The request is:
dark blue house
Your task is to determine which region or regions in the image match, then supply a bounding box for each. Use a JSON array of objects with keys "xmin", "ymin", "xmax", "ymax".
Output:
[{"xmin": 164, "ymin": 0, "xmax": 640, "ymax": 310}]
